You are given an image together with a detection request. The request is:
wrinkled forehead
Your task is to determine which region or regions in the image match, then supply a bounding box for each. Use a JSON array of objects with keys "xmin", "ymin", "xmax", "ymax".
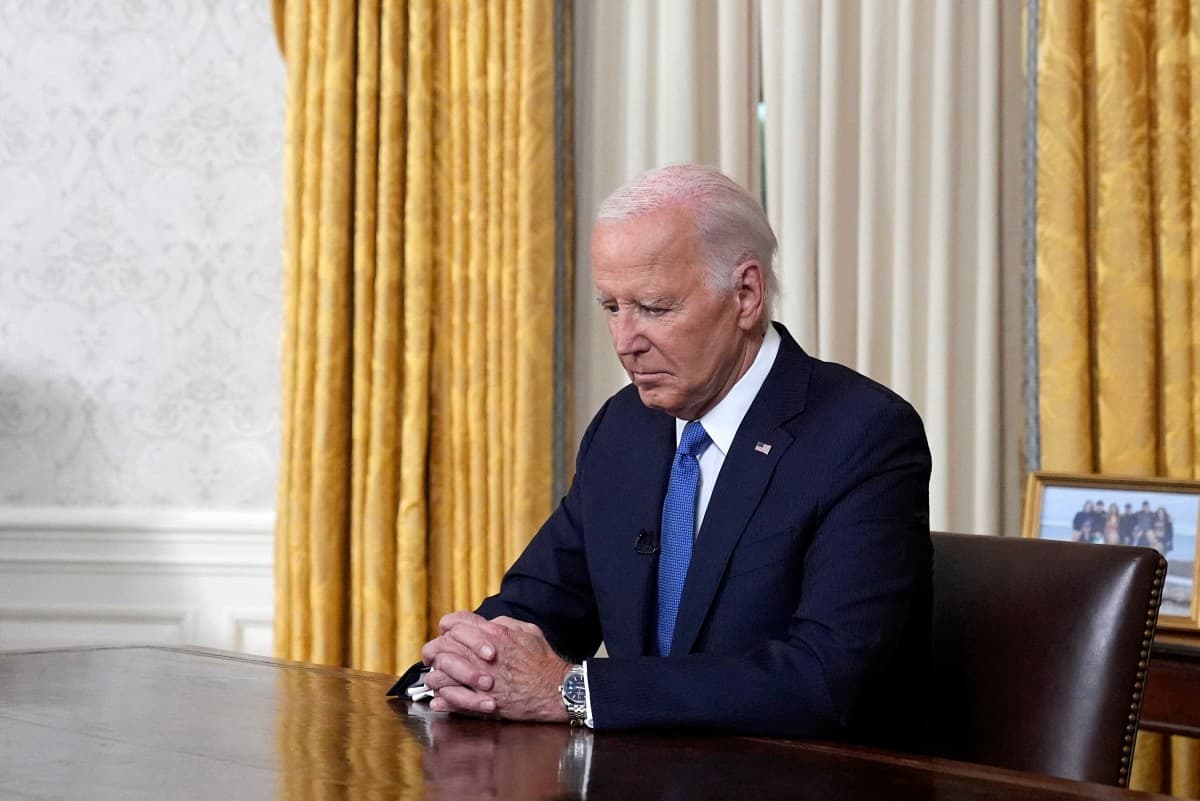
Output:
[{"xmin": 591, "ymin": 206, "xmax": 700, "ymax": 262}]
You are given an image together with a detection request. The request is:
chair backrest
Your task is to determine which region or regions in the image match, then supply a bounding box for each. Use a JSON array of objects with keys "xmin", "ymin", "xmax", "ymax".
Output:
[{"xmin": 927, "ymin": 532, "xmax": 1166, "ymax": 786}]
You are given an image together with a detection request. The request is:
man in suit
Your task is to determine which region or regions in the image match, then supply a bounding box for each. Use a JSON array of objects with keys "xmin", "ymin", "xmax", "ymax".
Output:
[{"xmin": 389, "ymin": 164, "xmax": 931, "ymax": 743}]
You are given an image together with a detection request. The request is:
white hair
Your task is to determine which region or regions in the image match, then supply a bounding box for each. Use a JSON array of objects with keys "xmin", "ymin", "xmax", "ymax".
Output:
[{"xmin": 595, "ymin": 164, "xmax": 778, "ymax": 316}]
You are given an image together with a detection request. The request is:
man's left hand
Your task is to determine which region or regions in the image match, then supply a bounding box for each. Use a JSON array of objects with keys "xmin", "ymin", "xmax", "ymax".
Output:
[{"xmin": 422, "ymin": 612, "xmax": 571, "ymax": 723}]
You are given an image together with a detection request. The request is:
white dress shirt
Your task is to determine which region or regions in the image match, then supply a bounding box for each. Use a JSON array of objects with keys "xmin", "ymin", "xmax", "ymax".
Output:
[{"xmin": 681, "ymin": 324, "xmax": 781, "ymax": 533}]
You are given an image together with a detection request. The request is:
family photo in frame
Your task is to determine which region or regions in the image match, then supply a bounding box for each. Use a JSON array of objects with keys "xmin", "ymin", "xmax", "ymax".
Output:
[{"xmin": 1023, "ymin": 472, "xmax": 1200, "ymax": 631}]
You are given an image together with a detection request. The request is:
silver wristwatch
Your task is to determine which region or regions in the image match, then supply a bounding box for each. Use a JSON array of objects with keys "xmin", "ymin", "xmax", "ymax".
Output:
[{"xmin": 559, "ymin": 664, "xmax": 588, "ymax": 726}]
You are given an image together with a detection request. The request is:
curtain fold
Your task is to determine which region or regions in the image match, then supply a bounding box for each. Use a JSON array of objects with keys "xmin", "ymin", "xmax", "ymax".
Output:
[
  {"xmin": 759, "ymin": 0, "xmax": 1019, "ymax": 537},
  {"xmin": 572, "ymin": 0, "xmax": 760, "ymax": 447},
  {"xmin": 575, "ymin": 0, "xmax": 1020, "ymax": 539},
  {"xmin": 275, "ymin": 0, "xmax": 569, "ymax": 675},
  {"xmin": 1035, "ymin": 0, "xmax": 1199, "ymax": 793}
]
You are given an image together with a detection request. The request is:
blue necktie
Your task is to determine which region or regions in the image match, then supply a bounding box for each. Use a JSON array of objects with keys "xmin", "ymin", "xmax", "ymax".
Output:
[{"xmin": 655, "ymin": 420, "xmax": 711, "ymax": 656}]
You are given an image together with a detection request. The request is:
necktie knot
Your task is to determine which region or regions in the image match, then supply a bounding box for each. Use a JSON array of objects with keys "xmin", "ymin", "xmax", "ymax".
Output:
[{"xmin": 678, "ymin": 421, "xmax": 711, "ymax": 459}]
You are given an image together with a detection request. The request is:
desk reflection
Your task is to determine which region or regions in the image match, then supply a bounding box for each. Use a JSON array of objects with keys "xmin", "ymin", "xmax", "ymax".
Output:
[
  {"xmin": 0, "ymin": 648, "xmax": 1164, "ymax": 801},
  {"xmin": 275, "ymin": 668, "xmax": 425, "ymax": 800},
  {"xmin": 274, "ymin": 668, "xmax": 587, "ymax": 801},
  {"xmin": 404, "ymin": 708, "xmax": 590, "ymax": 801},
  {"xmin": 271, "ymin": 667, "xmax": 900, "ymax": 801}
]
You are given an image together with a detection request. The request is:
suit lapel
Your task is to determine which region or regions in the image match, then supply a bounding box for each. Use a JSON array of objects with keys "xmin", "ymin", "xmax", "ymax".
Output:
[
  {"xmin": 669, "ymin": 324, "xmax": 812, "ymax": 655},
  {"xmin": 605, "ymin": 406, "xmax": 676, "ymax": 656}
]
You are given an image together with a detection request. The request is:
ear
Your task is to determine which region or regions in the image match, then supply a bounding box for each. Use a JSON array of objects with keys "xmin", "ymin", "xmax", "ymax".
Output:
[{"xmin": 731, "ymin": 260, "xmax": 765, "ymax": 331}]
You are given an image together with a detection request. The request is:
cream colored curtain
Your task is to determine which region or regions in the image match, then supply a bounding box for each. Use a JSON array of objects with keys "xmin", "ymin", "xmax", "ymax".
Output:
[
  {"xmin": 760, "ymin": 0, "xmax": 1023, "ymax": 537},
  {"xmin": 1035, "ymin": 0, "xmax": 1199, "ymax": 793},
  {"xmin": 572, "ymin": 0, "xmax": 760, "ymax": 444},
  {"xmin": 274, "ymin": 0, "xmax": 569, "ymax": 674},
  {"xmin": 575, "ymin": 2, "xmax": 1021, "ymax": 537}
]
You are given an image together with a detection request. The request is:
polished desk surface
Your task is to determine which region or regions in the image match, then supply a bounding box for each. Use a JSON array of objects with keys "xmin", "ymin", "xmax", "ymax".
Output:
[{"xmin": 0, "ymin": 646, "xmax": 1179, "ymax": 801}]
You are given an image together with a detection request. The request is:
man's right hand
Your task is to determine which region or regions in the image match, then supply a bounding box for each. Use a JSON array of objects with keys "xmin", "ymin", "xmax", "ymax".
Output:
[
  {"xmin": 420, "ymin": 611, "xmax": 502, "ymax": 713},
  {"xmin": 420, "ymin": 611, "xmax": 572, "ymax": 723}
]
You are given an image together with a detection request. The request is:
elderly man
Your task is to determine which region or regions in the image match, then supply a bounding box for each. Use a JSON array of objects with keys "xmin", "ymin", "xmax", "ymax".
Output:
[{"xmin": 389, "ymin": 164, "xmax": 931, "ymax": 744}]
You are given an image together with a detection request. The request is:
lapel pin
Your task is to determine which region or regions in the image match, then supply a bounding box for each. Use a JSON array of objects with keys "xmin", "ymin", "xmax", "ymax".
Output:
[{"xmin": 754, "ymin": 442, "xmax": 772, "ymax": 455}]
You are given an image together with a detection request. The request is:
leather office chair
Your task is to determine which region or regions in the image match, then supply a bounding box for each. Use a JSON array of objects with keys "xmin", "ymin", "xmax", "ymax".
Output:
[{"xmin": 927, "ymin": 532, "xmax": 1166, "ymax": 786}]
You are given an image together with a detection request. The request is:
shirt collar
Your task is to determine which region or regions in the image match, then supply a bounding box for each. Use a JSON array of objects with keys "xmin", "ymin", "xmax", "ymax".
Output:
[{"xmin": 675, "ymin": 324, "xmax": 782, "ymax": 455}]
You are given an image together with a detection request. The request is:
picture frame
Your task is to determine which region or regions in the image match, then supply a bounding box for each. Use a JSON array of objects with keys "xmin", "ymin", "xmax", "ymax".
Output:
[{"xmin": 1023, "ymin": 471, "xmax": 1200, "ymax": 633}]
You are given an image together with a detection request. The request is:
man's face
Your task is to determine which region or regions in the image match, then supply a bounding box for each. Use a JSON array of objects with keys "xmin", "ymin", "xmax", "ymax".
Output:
[{"xmin": 590, "ymin": 207, "xmax": 763, "ymax": 420}]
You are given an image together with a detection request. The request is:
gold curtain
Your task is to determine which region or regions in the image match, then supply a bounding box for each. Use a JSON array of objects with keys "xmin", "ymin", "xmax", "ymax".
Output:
[
  {"xmin": 1036, "ymin": 0, "xmax": 1199, "ymax": 794},
  {"xmin": 273, "ymin": 0, "xmax": 571, "ymax": 676}
]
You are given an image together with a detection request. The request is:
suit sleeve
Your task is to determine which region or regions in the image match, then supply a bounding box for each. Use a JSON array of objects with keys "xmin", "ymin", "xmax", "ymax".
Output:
[
  {"xmin": 471, "ymin": 399, "xmax": 612, "ymax": 662},
  {"xmin": 386, "ymin": 401, "xmax": 613, "ymax": 696},
  {"xmin": 584, "ymin": 399, "xmax": 931, "ymax": 739}
]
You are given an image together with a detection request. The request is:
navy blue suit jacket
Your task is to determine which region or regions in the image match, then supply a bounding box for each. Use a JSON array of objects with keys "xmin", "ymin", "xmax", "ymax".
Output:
[{"xmin": 396, "ymin": 323, "xmax": 931, "ymax": 743}]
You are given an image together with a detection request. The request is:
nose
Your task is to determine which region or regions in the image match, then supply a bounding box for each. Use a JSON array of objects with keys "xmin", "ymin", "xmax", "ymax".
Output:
[{"xmin": 609, "ymin": 311, "xmax": 649, "ymax": 357}]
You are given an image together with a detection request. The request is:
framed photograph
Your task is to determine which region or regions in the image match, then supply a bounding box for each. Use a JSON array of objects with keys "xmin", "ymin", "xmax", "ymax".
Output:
[{"xmin": 1023, "ymin": 471, "xmax": 1200, "ymax": 633}]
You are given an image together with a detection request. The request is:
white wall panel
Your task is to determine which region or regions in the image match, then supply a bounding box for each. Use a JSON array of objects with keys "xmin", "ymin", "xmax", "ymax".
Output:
[
  {"xmin": 0, "ymin": 3, "xmax": 281, "ymax": 655},
  {"xmin": 221, "ymin": 607, "xmax": 275, "ymax": 655},
  {"xmin": 0, "ymin": 508, "xmax": 273, "ymax": 655},
  {"xmin": 0, "ymin": 1, "xmax": 284, "ymax": 508},
  {"xmin": 0, "ymin": 606, "xmax": 195, "ymax": 650}
]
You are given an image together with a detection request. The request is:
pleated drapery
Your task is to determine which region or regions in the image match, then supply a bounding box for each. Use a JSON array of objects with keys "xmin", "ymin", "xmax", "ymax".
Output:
[
  {"xmin": 574, "ymin": 1, "xmax": 1021, "ymax": 538},
  {"xmin": 759, "ymin": 0, "xmax": 1022, "ymax": 537},
  {"xmin": 274, "ymin": 1, "xmax": 570, "ymax": 675},
  {"xmin": 1035, "ymin": 0, "xmax": 1199, "ymax": 793},
  {"xmin": 573, "ymin": 0, "xmax": 760, "ymax": 447}
]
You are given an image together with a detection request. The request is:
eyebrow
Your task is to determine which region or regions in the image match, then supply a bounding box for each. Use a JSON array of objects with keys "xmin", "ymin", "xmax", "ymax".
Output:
[
  {"xmin": 637, "ymin": 295, "xmax": 676, "ymax": 308},
  {"xmin": 593, "ymin": 294, "xmax": 678, "ymax": 308}
]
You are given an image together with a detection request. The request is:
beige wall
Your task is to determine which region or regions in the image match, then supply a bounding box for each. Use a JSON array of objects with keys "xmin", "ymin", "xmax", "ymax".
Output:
[{"xmin": 0, "ymin": 2, "xmax": 282, "ymax": 653}]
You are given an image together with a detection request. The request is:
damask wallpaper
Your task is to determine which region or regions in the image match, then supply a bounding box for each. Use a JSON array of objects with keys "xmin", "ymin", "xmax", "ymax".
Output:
[{"xmin": 0, "ymin": 1, "xmax": 285, "ymax": 506}]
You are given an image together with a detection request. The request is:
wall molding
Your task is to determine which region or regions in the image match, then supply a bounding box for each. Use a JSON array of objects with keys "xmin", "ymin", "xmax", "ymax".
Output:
[
  {"xmin": 221, "ymin": 606, "xmax": 274, "ymax": 654},
  {"xmin": 0, "ymin": 604, "xmax": 197, "ymax": 650},
  {"xmin": 0, "ymin": 561, "xmax": 271, "ymax": 577},
  {"xmin": 0, "ymin": 604, "xmax": 196, "ymax": 626},
  {"xmin": 0, "ymin": 506, "xmax": 275, "ymax": 655},
  {"xmin": 0, "ymin": 506, "xmax": 274, "ymax": 533},
  {"xmin": 0, "ymin": 506, "xmax": 273, "ymax": 575}
]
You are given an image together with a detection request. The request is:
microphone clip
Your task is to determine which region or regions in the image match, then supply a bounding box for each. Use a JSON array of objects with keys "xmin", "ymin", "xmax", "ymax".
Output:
[{"xmin": 634, "ymin": 529, "xmax": 658, "ymax": 555}]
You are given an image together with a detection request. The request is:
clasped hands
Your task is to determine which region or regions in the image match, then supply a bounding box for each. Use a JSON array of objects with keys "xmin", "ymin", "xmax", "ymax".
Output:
[{"xmin": 420, "ymin": 611, "xmax": 572, "ymax": 723}]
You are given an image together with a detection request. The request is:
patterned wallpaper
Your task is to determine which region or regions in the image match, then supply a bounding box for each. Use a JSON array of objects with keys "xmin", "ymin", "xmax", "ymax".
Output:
[{"xmin": 0, "ymin": 1, "xmax": 285, "ymax": 507}]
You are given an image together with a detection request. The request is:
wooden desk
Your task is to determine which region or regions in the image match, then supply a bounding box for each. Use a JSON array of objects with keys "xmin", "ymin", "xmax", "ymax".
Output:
[
  {"xmin": 1143, "ymin": 639, "xmax": 1200, "ymax": 738},
  {"xmin": 0, "ymin": 646, "xmax": 1176, "ymax": 801}
]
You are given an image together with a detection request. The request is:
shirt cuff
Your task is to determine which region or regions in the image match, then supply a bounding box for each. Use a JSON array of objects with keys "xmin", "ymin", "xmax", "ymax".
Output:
[{"xmin": 582, "ymin": 660, "xmax": 595, "ymax": 729}]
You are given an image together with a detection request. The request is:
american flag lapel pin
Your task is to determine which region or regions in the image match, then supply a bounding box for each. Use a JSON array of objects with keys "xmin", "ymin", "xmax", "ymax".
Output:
[{"xmin": 754, "ymin": 441, "xmax": 772, "ymax": 455}]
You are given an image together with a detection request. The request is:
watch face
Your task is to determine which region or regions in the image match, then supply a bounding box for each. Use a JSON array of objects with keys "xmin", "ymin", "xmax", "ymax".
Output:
[{"xmin": 563, "ymin": 673, "xmax": 587, "ymax": 705}]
